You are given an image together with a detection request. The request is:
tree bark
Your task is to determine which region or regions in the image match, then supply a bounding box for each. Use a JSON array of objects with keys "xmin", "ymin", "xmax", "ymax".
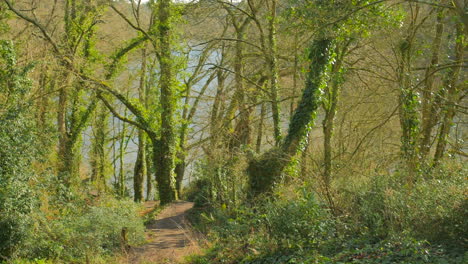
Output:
[
  {"xmin": 268, "ymin": 0, "xmax": 281, "ymax": 145},
  {"xmin": 419, "ymin": 10, "xmax": 444, "ymax": 160},
  {"xmin": 397, "ymin": 10, "xmax": 419, "ymax": 178},
  {"xmin": 248, "ymin": 39, "xmax": 333, "ymax": 197},
  {"xmin": 433, "ymin": 23, "xmax": 464, "ymax": 164},
  {"xmin": 155, "ymin": 0, "xmax": 177, "ymax": 205},
  {"xmin": 322, "ymin": 41, "xmax": 348, "ymax": 199},
  {"xmin": 134, "ymin": 48, "xmax": 148, "ymax": 202},
  {"xmin": 133, "ymin": 133, "xmax": 146, "ymax": 202}
]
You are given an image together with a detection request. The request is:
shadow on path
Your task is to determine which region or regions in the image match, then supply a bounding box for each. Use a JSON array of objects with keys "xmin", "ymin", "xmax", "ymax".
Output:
[{"xmin": 129, "ymin": 201, "xmax": 200, "ymax": 264}]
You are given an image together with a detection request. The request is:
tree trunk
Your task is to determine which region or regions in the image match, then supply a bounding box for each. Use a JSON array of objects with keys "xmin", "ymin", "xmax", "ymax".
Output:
[
  {"xmin": 256, "ymin": 102, "xmax": 266, "ymax": 153},
  {"xmin": 146, "ymin": 148, "xmax": 153, "ymax": 201},
  {"xmin": 57, "ymin": 73, "xmax": 71, "ymax": 185},
  {"xmin": 322, "ymin": 42, "xmax": 347, "ymax": 200},
  {"xmin": 397, "ymin": 33, "xmax": 419, "ymax": 178},
  {"xmin": 268, "ymin": 0, "xmax": 281, "ymax": 145},
  {"xmin": 133, "ymin": 132, "xmax": 146, "ymax": 202},
  {"xmin": 290, "ymin": 31, "xmax": 299, "ymax": 119},
  {"xmin": 134, "ymin": 48, "xmax": 148, "ymax": 202},
  {"xmin": 433, "ymin": 23, "xmax": 464, "ymax": 164},
  {"xmin": 175, "ymin": 156, "xmax": 186, "ymax": 197},
  {"xmin": 119, "ymin": 115, "xmax": 127, "ymax": 197},
  {"xmin": 210, "ymin": 67, "xmax": 226, "ymax": 149},
  {"xmin": 155, "ymin": 0, "xmax": 177, "ymax": 205},
  {"xmin": 419, "ymin": 11, "xmax": 444, "ymax": 160},
  {"xmin": 90, "ymin": 102, "xmax": 109, "ymax": 194},
  {"xmin": 232, "ymin": 28, "xmax": 251, "ymax": 147},
  {"xmin": 248, "ymin": 39, "xmax": 333, "ymax": 197}
]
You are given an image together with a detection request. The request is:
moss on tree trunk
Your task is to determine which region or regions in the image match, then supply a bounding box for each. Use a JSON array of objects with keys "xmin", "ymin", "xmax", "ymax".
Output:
[{"xmin": 248, "ymin": 38, "xmax": 334, "ymax": 197}]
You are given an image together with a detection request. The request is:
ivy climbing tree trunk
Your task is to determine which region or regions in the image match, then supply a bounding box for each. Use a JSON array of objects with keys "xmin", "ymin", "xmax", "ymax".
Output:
[
  {"xmin": 119, "ymin": 111, "xmax": 127, "ymax": 197},
  {"xmin": 90, "ymin": 102, "xmax": 109, "ymax": 194},
  {"xmin": 248, "ymin": 39, "xmax": 333, "ymax": 197},
  {"xmin": 155, "ymin": 0, "xmax": 177, "ymax": 204},
  {"xmin": 321, "ymin": 41, "xmax": 348, "ymax": 206},
  {"xmin": 397, "ymin": 11, "xmax": 419, "ymax": 179}
]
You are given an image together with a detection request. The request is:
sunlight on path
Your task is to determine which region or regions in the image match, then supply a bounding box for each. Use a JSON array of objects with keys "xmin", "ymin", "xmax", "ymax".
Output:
[{"xmin": 129, "ymin": 201, "xmax": 200, "ymax": 264}]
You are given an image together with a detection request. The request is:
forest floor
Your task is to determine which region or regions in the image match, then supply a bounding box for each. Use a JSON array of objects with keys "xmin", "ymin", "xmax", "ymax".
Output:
[{"xmin": 127, "ymin": 201, "xmax": 201, "ymax": 264}]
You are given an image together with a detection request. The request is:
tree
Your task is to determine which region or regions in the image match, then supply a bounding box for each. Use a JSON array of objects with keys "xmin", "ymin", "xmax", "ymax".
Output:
[
  {"xmin": 248, "ymin": 38, "xmax": 334, "ymax": 196},
  {"xmin": 433, "ymin": 22, "xmax": 465, "ymax": 164},
  {"xmin": 0, "ymin": 40, "xmax": 37, "ymax": 258}
]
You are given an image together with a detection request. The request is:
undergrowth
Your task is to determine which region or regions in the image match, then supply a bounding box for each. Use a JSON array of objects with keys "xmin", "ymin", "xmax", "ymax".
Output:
[
  {"xmin": 2, "ymin": 187, "xmax": 146, "ymax": 263},
  {"xmin": 185, "ymin": 160, "xmax": 467, "ymax": 263}
]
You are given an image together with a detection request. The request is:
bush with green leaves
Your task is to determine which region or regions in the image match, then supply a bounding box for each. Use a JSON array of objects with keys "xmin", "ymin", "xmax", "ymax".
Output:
[
  {"xmin": 188, "ymin": 191, "xmax": 335, "ymax": 263},
  {"xmin": 184, "ymin": 153, "xmax": 248, "ymax": 209},
  {"xmin": 0, "ymin": 40, "xmax": 37, "ymax": 259},
  {"xmin": 337, "ymin": 162, "xmax": 467, "ymax": 246},
  {"xmin": 262, "ymin": 191, "xmax": 335, "ymax": 251},
  {"xmin": 21, "ymin": 197, "xmax": 145, "ymax": 262},
  {"xmin": 188, "ymin": 161, "xmax": 467, "ymax": 263}
]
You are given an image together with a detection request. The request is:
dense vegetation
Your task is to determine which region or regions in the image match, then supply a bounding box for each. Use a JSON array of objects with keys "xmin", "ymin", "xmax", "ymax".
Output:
[{"xmin": 0, "ymin": 0, "xmax": 466, "ymax": 263}]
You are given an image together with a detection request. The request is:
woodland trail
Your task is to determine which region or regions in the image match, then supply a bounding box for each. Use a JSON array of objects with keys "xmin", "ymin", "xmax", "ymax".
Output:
[{"xmin": 129, "ymin": 201, "xmax": 200, "ymax": 264}]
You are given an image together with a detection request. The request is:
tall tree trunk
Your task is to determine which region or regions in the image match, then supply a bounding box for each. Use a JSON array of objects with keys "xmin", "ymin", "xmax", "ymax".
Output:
[
  {"xmin": 433, "ymin": 23, "xmax": 464, "ymax": 164},
  {"xmin": 134, "ymin": 132, "xmax": 146, "ymax": 202},
  {"xmin": 290, "ymin": 30, "xmax": 299, "ymax": 119},
  {"xmin": 232, "ymin": 28, "xmax": 251, "ymax": 147},
  {"xmin": 397, "ymin": 18, "xmax": 419, "ymax": 179},
  {"xmin": 248, "ymin": 39, "xmax": 333, "ymax": 197},
  {"xmin": 256, "ymin": 102, "xmax": 266, "ymax": 153},
  {"xmin": 419, "ymin": 10, "xmax": 444, "ymax": 160},
  {"xmin": 119, "ymin": 114, "xmax": 127, "ymax": 197},
  {"xmin": 57, "ymin": 73, "xmax": 71, "ymax": 185},
  {"xmin": 210, "ymin": 67, "xmax": 226, "ymax": 149},
  {"xmin": 134, "ymin": 48, "xmax": 148, "ymax": 202},
  {"xmin": 268, "ymin": 0, "xmax": 281, "ymax": 145},
  {"xmin": 58, "ymin": 0, "xmax": 73, "ymax": 182},
  {"xmin": 155, "ymin": 0, "xmax": 177, "ymax": 205},
  {"xmin": 90, "ymin": 102, "xmax": 109, "ymax": 194},
  {"xmin": 175, "ymin": 156, "xmax": 186, "ymax": 197},
  {"xmin": 322, "ymin": 42, "xmax": 347, "ymax": 203},
  {"xmin": 146, "ymin": 147, "xmax": 153, "ymax": 201}
]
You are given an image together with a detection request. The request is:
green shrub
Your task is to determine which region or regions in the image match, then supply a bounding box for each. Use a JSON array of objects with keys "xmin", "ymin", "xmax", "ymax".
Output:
[
  {"xmin": 187, "ymin": 191, "xmax": 335, "ymax": 263},
  {"xmin": 0, "ymin": 40, "xmax": 38, "ymax": 259},
  {"xmin": 188, "ymin": 162, "xmax": 467, "ymax": 263},
  {"xmin": 185, "ymin": 154, "xmax": 248, "ymax": 209},
  {"xmin": 20, "ymin": 197, "xmax": 145, "ymax": 262},
  {"xmin": 332, "ymin": 235, "xmax": 467, "ymax": 264},
  {"xmin": 262, "ymin": 191, "xmax": 335, "ymax": 251},
  {"xmin": 337, "ymin": 163, "xmax": 467, "ymax": 246}
]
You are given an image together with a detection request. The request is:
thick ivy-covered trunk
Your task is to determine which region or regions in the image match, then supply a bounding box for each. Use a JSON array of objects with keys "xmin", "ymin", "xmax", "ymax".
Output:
[
  {"xmin": 248, "ymin": 39, "xmax": 333, "ymax": 197},
  {"xmin": 57, "ymin": 0, "xmax": 100, "ymax": 187},
  {"xmin": 155, "ymin": 0, "xmax": 177, "ymax": 205}
]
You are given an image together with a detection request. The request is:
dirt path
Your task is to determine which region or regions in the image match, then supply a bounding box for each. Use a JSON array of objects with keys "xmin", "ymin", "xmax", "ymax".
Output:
[{"xmin": 130, "ymin": 201, "xmax": 200, "ymax": 264}]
